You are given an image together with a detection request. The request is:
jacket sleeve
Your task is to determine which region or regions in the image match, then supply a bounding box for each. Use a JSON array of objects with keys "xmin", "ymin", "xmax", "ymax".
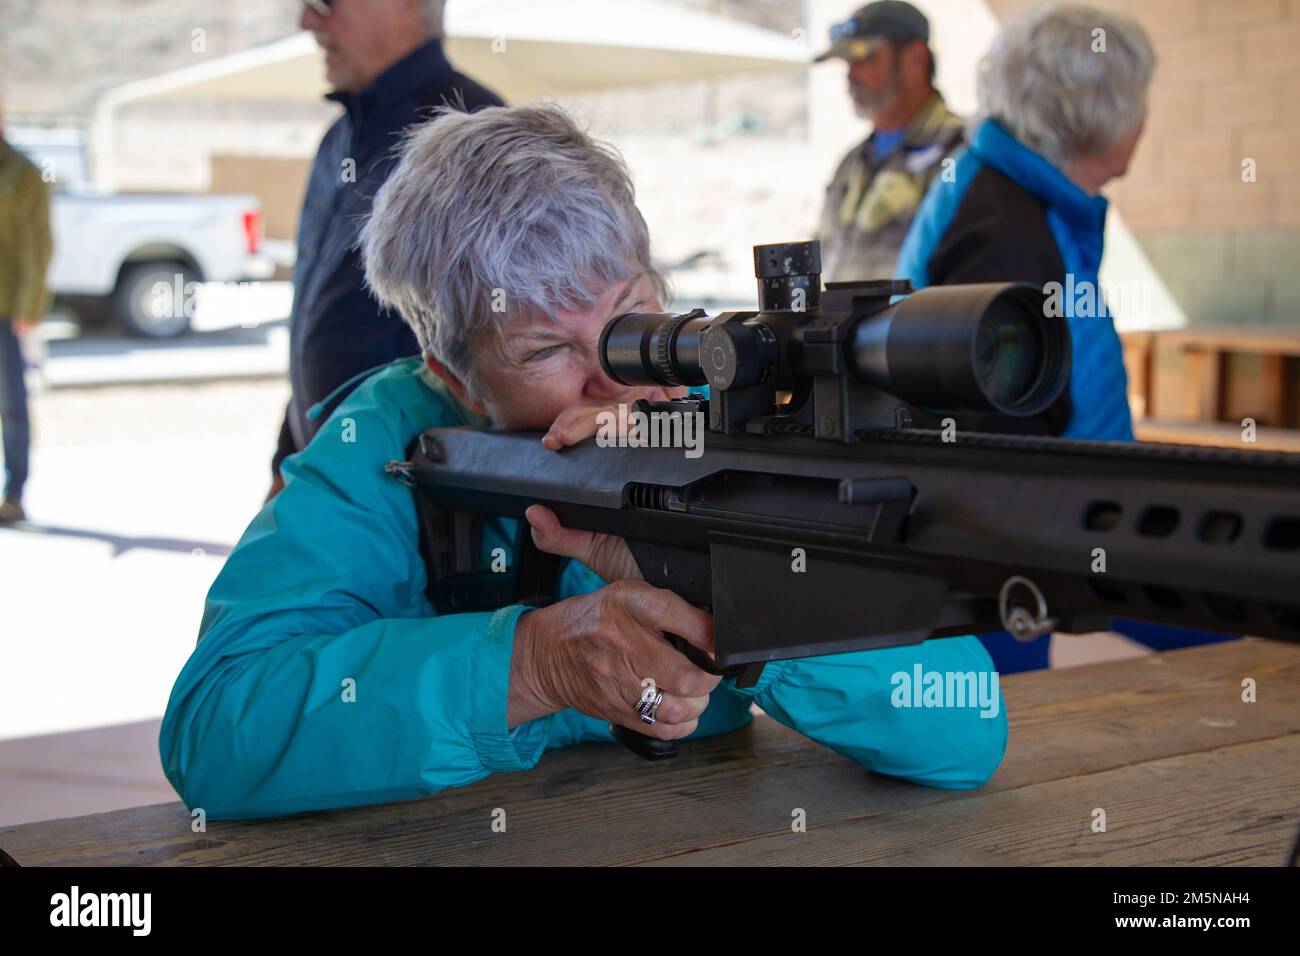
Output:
[
  {"xmin": 159, "ymin": 386, "xmax": 557, "ymax": 820},
  {"xmin": 15, "ymin": 166, "xmax": 53, "ymax": 321},
  {"xmin": 725, "ymin": 635, "xmax": 1009, "ymax": 790}
]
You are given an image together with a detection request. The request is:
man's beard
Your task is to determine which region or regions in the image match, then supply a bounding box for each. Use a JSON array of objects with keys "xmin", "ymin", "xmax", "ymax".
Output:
[{"xmin": 849, "ymin": 67, "xmax": 901, "ymax": 120}]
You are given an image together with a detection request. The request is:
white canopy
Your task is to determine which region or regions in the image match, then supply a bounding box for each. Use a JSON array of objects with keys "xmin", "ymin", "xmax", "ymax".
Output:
[
  {"xmin": 94, "ymin": 0, "xmax": 808, "ymax": 187},
  {"xmin": 95, "ymin": 0, "xmax": 807, "ymax": 110}
]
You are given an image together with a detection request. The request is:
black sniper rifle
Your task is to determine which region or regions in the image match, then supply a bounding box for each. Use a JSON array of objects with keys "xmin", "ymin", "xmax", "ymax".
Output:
[{"xmin": 387, "ymin": 240, "xmax": 1300, "ymax": 761}]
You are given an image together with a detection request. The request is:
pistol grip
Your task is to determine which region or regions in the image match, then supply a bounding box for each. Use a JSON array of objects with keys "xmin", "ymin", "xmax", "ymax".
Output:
[
  {"xmin": 609, "ymin": 722, "xmax": 679, "ymax": 760},
  {"xmin": 610, "ymin": 630, "xmax": 733, "ymax": 761}
]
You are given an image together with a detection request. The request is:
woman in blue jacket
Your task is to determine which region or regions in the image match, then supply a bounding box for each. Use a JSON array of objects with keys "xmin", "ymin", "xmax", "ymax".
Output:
[
  {"xmin": 158, "ymin": 103, "xmax": 1007, "ymax": 821},
  {"xmin": 897, "ymin": 5, "xmax": 1231, "ymax": 671}
]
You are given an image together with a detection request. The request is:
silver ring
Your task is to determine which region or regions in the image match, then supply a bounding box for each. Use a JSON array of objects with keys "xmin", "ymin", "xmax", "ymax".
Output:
[{"xmin": 634, "ymin": 689, "xmax": 663, "ymax": 725}]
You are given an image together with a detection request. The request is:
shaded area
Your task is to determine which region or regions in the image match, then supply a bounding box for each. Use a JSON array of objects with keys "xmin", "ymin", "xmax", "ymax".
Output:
[
  {"xmin": 1, "ymin": 522, "xmax": 233, "ymax": 558},
  {"xmin": 45, "ymin": 316, "xmax": 287, "ymax": 360}
]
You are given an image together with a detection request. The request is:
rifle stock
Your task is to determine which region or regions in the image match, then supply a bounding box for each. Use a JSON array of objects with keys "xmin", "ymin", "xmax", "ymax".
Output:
[{"xmin": 398, "ymin": 422, "xmax": 1300, "ymax": 672}]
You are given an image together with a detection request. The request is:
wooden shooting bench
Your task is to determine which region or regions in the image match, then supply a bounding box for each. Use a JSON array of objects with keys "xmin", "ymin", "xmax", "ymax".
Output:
[
  {"xmin": 1123, "ymin": 327, "xmax": 1300, "ymax": 452},
  {"xmin": 3, "ymin": 638, "xmax": 1297, "ymax": 866}
]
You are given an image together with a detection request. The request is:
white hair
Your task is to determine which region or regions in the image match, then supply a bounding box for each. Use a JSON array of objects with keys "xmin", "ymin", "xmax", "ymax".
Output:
[
  {"xmin": 977, "ymin": 3, "xmax": 1154, "ymax": 166},
  {"xmin": 422, "ymin": 0, "xmax": 444, "ymax": 37},
  {"xmin": 360, "ymin": 103, "xmax": 666, "ymax": 401}
]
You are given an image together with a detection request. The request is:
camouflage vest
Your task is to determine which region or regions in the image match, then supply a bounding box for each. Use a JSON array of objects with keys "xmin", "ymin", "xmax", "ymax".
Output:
[{"xmin": 817, "ymin": 92, "xmax": 966, "ymax": 284}]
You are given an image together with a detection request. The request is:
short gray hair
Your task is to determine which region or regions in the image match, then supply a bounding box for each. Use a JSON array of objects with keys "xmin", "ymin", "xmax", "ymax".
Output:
[
  {"xmin": 977, "ymin": 3, "xmax": 1154, "ymax": 166},
  {"xmin": 422, "ymin": 0, "xmax": 444, "ymax": 37},
  {"xmin": 361, "ymin": 103, "xmax": 666, "ymax": 400}
]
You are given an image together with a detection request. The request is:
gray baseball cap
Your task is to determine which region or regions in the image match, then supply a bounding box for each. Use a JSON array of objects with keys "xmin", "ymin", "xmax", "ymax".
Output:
[{"xmin": 813, "ymin": 1, "xmax": 931, "ymax": 63}]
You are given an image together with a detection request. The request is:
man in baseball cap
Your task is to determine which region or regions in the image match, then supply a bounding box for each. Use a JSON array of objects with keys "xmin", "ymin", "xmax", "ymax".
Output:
[{"xmin": 813, "ymin": 1, "xmax": 966, "ymax": 283}]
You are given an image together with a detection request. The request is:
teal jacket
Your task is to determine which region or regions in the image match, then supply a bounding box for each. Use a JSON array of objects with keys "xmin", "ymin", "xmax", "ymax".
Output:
[{"xmin": 159, "ymin": 357, "xmax": 1009, "ymax": 820}]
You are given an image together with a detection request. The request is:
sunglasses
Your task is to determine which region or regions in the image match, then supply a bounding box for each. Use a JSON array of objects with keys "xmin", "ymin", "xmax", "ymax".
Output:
[
  {"xmin": 302, "ymin": 0, "xmax": 334, "ymax": 16},
  {"xmin": 828, "ymin": 16, "xmax": 863, "ymax": 43}
]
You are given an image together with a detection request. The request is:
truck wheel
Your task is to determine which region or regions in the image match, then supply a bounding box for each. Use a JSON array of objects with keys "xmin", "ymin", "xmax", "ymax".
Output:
[{"xmin": 113, "ymin": 262, "xmax": 197, "ymax": 338}]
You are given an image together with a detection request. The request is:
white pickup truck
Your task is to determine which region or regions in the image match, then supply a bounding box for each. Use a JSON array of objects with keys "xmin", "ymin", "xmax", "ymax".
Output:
[{"xmin": 11, "ymin": 127, "xmax": 275, "ymax": 338}]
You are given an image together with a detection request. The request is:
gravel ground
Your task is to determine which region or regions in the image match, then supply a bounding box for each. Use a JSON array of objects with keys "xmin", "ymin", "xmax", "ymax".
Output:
[
  {"xmin": 3, "ymin": 377, "xmax": 292, "ymax": 743},
  {"xmin": 28, "ymin": 377, "xmax": 290, "ymax": 453}
]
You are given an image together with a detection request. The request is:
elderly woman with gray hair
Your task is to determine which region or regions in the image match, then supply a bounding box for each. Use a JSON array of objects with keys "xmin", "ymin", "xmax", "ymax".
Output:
[
  {"xmin": 898, "ymin": 7, "xmax": 1229, "ymax": 673},
  {"xmin": 160, "ymin": 103, "xmax": 1007, "ymax": 820},
  {"xmin": 898, "ymin": 2, "xmax": 1154, "ymax": 441}
]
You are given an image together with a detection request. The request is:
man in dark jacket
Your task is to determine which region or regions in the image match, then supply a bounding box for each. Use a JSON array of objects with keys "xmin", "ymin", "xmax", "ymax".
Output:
[{"xmin": 269, "ymin": 0, "xmax": 502, "ymax": 498}]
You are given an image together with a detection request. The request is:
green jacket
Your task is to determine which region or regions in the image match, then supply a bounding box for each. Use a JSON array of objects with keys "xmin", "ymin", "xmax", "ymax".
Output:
[
  {"xmin": 0, "ymin": 140, "xmax": 53, "ymax": 322},
  {"xmin": 159, "ymin": 356, "xmax": 1008, "ymax": 820},
  {"xmin": 816, "ymin": 91, "xmax": 966, "ymax": 284}
]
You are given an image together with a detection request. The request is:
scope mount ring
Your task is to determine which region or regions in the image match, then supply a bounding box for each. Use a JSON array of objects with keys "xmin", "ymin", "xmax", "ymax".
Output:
[{"xmin": 999, "ymin": 575, "xmax": 1058, "ymax": 643}]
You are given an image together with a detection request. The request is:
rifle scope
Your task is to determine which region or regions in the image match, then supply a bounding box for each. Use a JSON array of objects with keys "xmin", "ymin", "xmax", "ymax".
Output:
[{"xmin": 599, "ymin": 240, "xmax": 1069, "ymax": 418}]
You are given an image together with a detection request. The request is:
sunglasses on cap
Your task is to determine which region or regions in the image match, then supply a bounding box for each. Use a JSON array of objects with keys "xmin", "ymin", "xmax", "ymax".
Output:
[{"xmin": 828, "ymin": 16, "xmax": 865, "ymax": 43}]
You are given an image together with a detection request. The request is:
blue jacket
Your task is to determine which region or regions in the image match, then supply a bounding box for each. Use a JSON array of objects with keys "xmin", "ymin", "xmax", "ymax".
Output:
[
  {"xmin": 897, "ymin": 118, "xmax": 1134, "ymax": 442},
  {"xmin": 896, "ymin": 121, "xmax": 1233, "ymax": 671},
  {"xmin": 274, "ymin": 39, "xmax": 502, "ymax": 471},
  {"xmin": 160, "ymin": 358, "xmax": 1009, "ymax": 819}
]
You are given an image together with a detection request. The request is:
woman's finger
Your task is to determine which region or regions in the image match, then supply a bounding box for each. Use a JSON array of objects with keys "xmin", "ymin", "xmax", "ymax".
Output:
[
  {"xmin": 628, "ymin": 582, "xmax": 716, "ymax": 658},
  {"xmin": 607, "ymin": 686, "xmax": 706, "ymax": 740},
  {"xmin": 541, "ymin": 404, "xmax": 616, "ymax": 450},
  {"xmin": 525, "ymin": 504, "xmax": 591, "ymax": 562},
  {"xmin": 525, "ymin": 504, "xmax": 643, "ymax": 582}
]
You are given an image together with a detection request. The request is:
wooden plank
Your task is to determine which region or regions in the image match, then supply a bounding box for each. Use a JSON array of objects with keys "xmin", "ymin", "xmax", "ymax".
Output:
[
  {"xmin": 1134, "ymin": 418, "xmax": 1300, "ymax": 451},
  {"xmin": 1182, "ymin": 346, "xmax": 1224, "ymax": 423},
  {"xmin": 1128, "ymin": 327, "xmax": 1300, "ymax": 430},
  {"xmin": 991, "ymin": 638, "xmax": 1299, "ymax": 791},
  {"xmin": 646, "ymin": 734, "xmax": 1300, "ymax": 866},
  {"xmin": 1, "ymin": 640, "xmax": 1297, "ymax": 866},
  {"xmin": 1221, "ymin": 352, "xmax": 1299, "ymax": 429},
  {"xmin": 1259, "ymin": 353, "xmax": 1296, "ymax": 429},
  {"xmin": 1121, "ymin": 333, "xmax": 1152, "ymax": 421},
  {"xmin": 1132, "ymin": 328, "xmax": 1300, "ymax": 356}
]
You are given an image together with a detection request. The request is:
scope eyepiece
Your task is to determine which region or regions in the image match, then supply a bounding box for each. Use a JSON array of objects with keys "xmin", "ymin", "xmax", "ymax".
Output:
[{"xmin": 600, "ymin": 309, "xmax": 711, "ymax": 387}]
